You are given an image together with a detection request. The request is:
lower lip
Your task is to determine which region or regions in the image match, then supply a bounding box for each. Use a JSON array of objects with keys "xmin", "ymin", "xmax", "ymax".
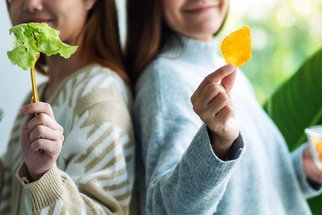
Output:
[{"xmin": 27, "ymin": 19, "xmax": 51, "ymax": 23}]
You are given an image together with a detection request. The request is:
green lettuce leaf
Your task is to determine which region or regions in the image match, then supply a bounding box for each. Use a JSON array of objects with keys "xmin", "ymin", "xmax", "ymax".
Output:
[{"xmin": 7, "ymin": 22, "xmax": 78, "ymax": 70}]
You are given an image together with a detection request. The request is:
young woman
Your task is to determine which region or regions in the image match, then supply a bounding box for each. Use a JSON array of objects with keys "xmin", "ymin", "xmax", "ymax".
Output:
[
  {"xmin": 0, "ymin": 0, "xmax": 134, "ymax": 214},
  {"xmin": 126, "ymin": 0, "xmax": 322, "ymax": 214}
]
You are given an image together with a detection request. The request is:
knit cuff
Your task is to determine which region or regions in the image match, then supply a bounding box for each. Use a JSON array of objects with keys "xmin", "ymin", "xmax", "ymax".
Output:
[
  {"xmin": 184, "ymin": 124, "xmax": 244, "ymax": 183},
  {"xmin": 16, "ymin": 162, "xmax": 63, "ymax": 211},
  {"xmin": 205, "ymin": 127, "xmax": 244, "ymax": 161},
  {"xmin": 225, "ymin": 133, "xmax": 244, "ymax": 161}
]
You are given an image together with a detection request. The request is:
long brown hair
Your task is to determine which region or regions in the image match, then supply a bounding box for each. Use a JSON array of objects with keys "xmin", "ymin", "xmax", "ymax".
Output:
[
  {"xmin": 125, "ymin": 0, "xmax": 228, "ymax": 83},
  {"xmin": 125, "ymin": 0, "xmax": 175, "ymax": 83},
  {"xmin": 7, "ymin": 0, "xmax": 127, "ymax": 82}
]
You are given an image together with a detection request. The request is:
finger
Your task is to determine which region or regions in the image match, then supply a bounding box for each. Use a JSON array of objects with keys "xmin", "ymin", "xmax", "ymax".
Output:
[
  {"xmin": 192, "ymin": 82, "xmax": 208, "ymax": 102},
  {"xmin": 202, "ymin": 83, "xmax": 227, "ymax": 104},
  {"xmin": 27, "ymin": 113, "xmax": 64, "ymax": 134},
  {"xmin": 195, "ymin": 93, "xmax": 228, "ymax": 121},
  {"xmin": 211, "ymin": 105, "xmax": 235, "ymax": 131},
  {"xmin": 23, "ymin": 113, "xmax": 34, "ymax": 129},
  {"xmin": 303, "ymin": 146, "xmax": 312, "ymax": 159},
  {"xmin": 207, "ymin": 64, "xmax": 236, "ymax": 83},
  {"xmin": 30, "ymin": 139, "xmax": 62, "ymax": 155},
  {"xmin": 29, "ymin": 125, "xmax": 64, "ymax": 143},
  {"xmin": 192, "ymin": 82, "xmax": 221, "ymax": 108},
  {"xmin": 306, "ymin": 163, "xmax": 322, "ymax": 183},
  {"xmin": 20, "ymin": 102, "xmax": 54, "ymax": 118},
  {"xmin": 192, "ymin": 64, "xmax": 236, "ymax": 98},
  {"xmin": 208, "ymin": 93, "xmax": 230, "ymax": 116},
  {"xmin": 215, "ymin": 105, "xmax": 234, "ymax": 119},
  {"xmin": 221, "ymin": 68, "xmax": 237, "ymax": 95},
  {"xmin": 196, "ymin": 107, "xmax": 214, "ymax": 126},
  {"xmin": 21, "ymin": 114, "xmax": 34, "ymax": 151},
  {"xmin": 191, "ymin": 82, "xmax": 226, "ymax": 107}
]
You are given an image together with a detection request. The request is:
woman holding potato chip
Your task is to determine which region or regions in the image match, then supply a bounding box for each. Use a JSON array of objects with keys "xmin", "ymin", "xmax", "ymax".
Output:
[
  {"xmin": 0, "ymin": 0, "xmax": 135, "ymax": 214},
  {"xmin": 126, "ymin": 0, "xmax": 322, "ymax": 214}
]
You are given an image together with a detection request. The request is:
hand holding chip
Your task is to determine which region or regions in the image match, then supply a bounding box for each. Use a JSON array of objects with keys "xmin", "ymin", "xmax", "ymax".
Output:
[
  {"xmin": 191, "ymin": 26, "xmax": 252, "ymax": 159},
  {"xmin": 191, "ymin": 65, "xmax": 239, "ymax": 159}
]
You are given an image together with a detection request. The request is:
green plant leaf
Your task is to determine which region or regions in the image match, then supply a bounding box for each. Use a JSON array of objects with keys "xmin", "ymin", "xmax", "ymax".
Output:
[
  {"xmin": 264, "ymin": 48, "xmax": 322, "ymax": 150},
  {"xmin": 7, "ymin": 22, "xmax": 78, "ymax": 70},
  {"xmin": 263, "ymin": 48, "xmax": 322, "ymax": 213}
]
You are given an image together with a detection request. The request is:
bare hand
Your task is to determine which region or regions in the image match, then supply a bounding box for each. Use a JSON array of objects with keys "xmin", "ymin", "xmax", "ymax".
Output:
[
  {"xmin": 20, "ymin": 102, "xmax": 64, "ymax": 181},
  {"xmin": 303, "ymin": 146, "xmax": 322, "ymax": 184},
  {"xmin": 191, "ymin": 64, "xmax": 239, "ymax": 159}
]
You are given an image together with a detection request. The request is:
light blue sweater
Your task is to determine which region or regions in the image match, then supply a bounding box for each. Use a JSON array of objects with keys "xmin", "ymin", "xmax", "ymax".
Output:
[{"xmin": 133, "ymin": 36, "xmax": 321, "ymax": 214}]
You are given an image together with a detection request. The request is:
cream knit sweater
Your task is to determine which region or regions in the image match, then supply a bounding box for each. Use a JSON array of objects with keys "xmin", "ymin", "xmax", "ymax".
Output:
[{"xmin": 0, "ymin": 64, "xmax": 135, "ymax": 214}]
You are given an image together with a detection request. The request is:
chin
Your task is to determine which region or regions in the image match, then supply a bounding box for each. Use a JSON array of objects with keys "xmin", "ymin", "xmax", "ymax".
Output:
[{"xmin": 187, "ymin": 27, "xmax": 219, "ymax": 40}]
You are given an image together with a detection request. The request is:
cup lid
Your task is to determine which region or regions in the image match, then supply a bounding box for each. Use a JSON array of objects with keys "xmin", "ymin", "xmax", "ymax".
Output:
[{"xmin": 305, "ymin": 125, "xmax": 322, "ymax": 138}]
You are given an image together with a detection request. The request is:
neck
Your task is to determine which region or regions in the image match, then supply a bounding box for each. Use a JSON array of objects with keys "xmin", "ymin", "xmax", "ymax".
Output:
[
  {"xmin": 191, "ymin": 34, "xmax": 213, "ymax": 43},
  {"xmin": 44, "ymin": 48, "xmax": 93, "ymax": 101}
]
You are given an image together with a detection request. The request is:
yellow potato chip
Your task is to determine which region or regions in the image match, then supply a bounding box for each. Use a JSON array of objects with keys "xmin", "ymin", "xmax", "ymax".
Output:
[{"xmin": 221, "ymin": 25, "xmax": 252, "ymax": 67}]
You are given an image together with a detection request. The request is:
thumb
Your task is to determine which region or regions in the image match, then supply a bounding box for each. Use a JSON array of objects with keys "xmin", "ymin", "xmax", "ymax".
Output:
[{"xmin": 221, "ymin": 65, "xmax": 237, "ymax": 95}]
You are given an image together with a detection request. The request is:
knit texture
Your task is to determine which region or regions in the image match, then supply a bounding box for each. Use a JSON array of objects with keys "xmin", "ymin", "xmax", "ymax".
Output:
[
  {"xmin": 0, "ymin": 64, "xmax": 135, "ymax": 214},
  {"xmin": 133, "ymin": 36, "xmax": 321, "ymax": 215}
]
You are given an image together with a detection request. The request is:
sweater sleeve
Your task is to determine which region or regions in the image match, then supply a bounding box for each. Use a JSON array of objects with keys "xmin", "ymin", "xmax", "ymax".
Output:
[
  {"xmin": 0, "ymin": 108, "xmax": 26, "ymax": 214},
  {"xmin": 0, "ymin": 158, "xmax": 12, "ymax": 214},
  {"xmin": 16, "ymin": 99, "xmax": 135, "ymax": 214},
  {"xmin": 292, "ymin": 143, "xmax": 322, "ymax": 198},
  {"xmin": 135, "ymin": 63, "xmax": 244, "ymax": 214}
]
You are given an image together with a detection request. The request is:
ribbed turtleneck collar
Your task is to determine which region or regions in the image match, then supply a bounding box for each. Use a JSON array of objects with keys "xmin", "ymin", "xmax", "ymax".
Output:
[{"xmin": 160, "ymin": 35, "xmax": 218, "ymax": 69}]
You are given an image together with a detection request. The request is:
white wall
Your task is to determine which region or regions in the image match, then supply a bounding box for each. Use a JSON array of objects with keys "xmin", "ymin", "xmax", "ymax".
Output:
[
  {"xmin": 0, "ymin": 3, "xmax": 46, "ymax": 155},
  {"xmin": 118, "ymin": 0, "xmax": 127, "ymax": 48},
  {"xmin": 0, "ymin": 0, "xmax": 126, "ymax": 155}
]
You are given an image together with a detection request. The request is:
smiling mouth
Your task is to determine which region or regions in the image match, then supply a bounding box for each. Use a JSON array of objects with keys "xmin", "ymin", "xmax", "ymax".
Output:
[
  {"xmin": 184, "ymin": 6, "xmax": 216, "ymax": 14},
  {"xmin": 183, "ymin": 2, "xmax": 222, "ymax": 14}
]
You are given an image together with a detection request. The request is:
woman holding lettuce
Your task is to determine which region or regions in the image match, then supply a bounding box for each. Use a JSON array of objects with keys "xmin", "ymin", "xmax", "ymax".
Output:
[{"xmin": 0, "ymin": 0, "xmax": 134, "ymax": 214}]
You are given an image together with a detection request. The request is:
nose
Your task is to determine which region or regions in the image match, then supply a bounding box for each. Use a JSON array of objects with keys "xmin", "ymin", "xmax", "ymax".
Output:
[{"xmin": 23, "ymin": 0, "xmax": 43, "ymax": 12}]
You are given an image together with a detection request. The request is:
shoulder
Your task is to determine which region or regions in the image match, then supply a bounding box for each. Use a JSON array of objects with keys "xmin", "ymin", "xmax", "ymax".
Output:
[
  {"xmin": 75, "ymin": 64, "xmax": 131, "ymax": 102},
  {"xmin": 136, "ymin": 57, "xmax": 182, "ymax": 95},
  {"xmin": 134, "ymin": 55, "xmax": 197, "ymax": 120},
  {"xmin": 139, "ymin": 57, "xmax": 181, "ymax": 84},
  {"xmin": 136, "ymin": 56, "xmax": 193, "ymax": 96},
  {"xmin": 53, "ymin": 64, "xmax": 132, "ymax": 118}
]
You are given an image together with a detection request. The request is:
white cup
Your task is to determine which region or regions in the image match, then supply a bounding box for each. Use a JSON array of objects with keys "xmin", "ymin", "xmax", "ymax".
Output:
[{"xmin": 305, "ymin": 125, "xmax": 322, "ymax": 170}]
